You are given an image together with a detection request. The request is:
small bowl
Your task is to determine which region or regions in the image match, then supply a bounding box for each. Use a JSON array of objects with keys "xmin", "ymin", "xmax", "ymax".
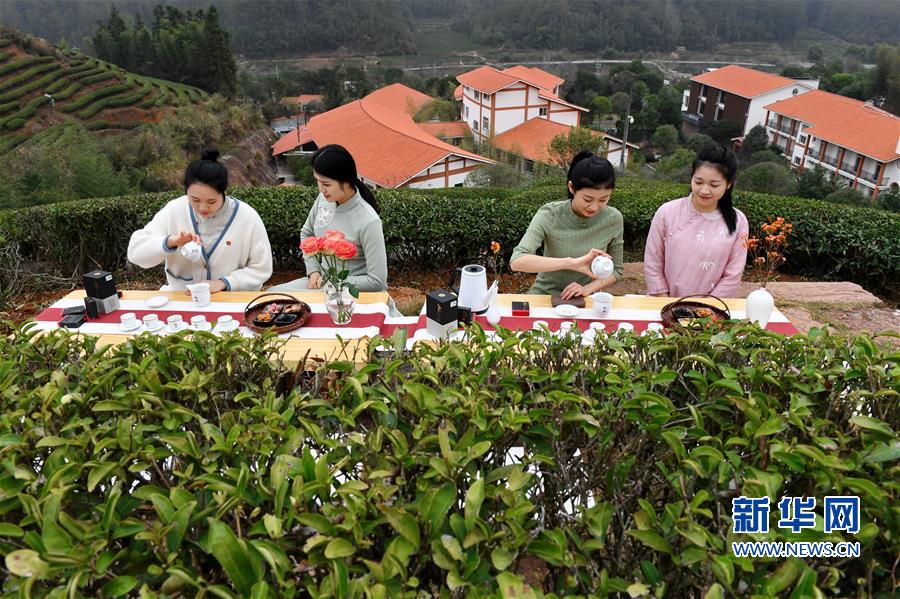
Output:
[
  {"xmin": 554, "ymin": 304, "xmax": 579, "ymax": 318},
  {"xmin": 253, "ymin": 314, "xmax": 276, "ymax": 327},
  {"xmin": 273, "ymin": 313, "xmax": 298, "ymax": 326}
]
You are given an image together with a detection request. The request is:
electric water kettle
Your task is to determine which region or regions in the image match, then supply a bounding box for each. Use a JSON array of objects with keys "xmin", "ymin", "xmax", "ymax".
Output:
[{"xmin": 448, "ymin": 264, "xmax": 489, "ymax": 314}]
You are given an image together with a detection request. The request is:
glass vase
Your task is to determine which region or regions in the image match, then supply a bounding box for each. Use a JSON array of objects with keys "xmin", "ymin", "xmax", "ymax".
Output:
[{"xmin": 324, "ymin": 286, "xmax": 356, "ymax": 325}]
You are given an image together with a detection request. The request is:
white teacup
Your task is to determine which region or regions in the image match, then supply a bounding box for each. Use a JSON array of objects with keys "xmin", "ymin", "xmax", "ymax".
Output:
[
  {"xmin": 617, "ymin": 322, "xmax": 635, "ymax": 334},
  {"xmin": 142, "ymin": 314, "xmax": 162, "ymax": 331},
  {"xmin": 215, "ymin": 315, "xmax": 237, "ymax": 333},
  {"xmin": 558, "ymin": 321, "xmax": 576, "ymax": 336},
  {"xmin": 120, "ymin": 312, "xmax": 138, "ymax": 330},
  {"xmin": 532, "ymin": 320, "xmax": 549, "ymax": 331},
  {"xmin": 190, "ymin": 315, "xmax": 211, "ymax": 331},
  {"xmin": 181, "ymin": 241, "xmax": 203, "ymax": 262},
  {"xmin": 186, "ymin": 282, "xmax": 211, "ymax": 307},
  {"xmin": 591, "ymin": 255, "xmax": 614, "ymax": 278},
  {"xmin": 589, "ymin": 322, "xmax": 606, "ymax": 332},
  {"xmin": 591, "ymin": 292, "xmax": 614, "ymax": 317},
  {"xmin": 167, "ymin": 314, "xmax": 186, "ymax": 332},
  {"xmin": 645, "ymin": 322, "xmax": 664, "ymax": 336}
]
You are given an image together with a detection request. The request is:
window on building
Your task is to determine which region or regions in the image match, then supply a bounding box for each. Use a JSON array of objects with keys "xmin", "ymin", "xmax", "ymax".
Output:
[
  {"xmin": 799, "ymin": 134, "xmax": 807, "ymax": 144},
  {"xmin": 698, "ymin": 100, "xmax": 705, "ymax": 114},
  {"xmin": 454, "ymin": 182, "xmax": 464, "ymax": 187},
  {"xmin": 472, "ymin": 120, "xmax": 479, "ymax": 132},
  {"xmin": 717, "ymin": 90, "xmax": 723, "ymax": 104},
  {"xmin": 792, "ymin": 88, "xmax": 799, "ymax": 96},
  {"xmin": 464, "ymin": 105, "xmax": 469, "ymax": 119},
  {"xmin": 539, "ymin": 106, "xmax": 548, "ymax": 117},
  {"xmin": 474, "ymin": 90, "xmax": 481, "ymax": 101},
  {"xmin": 482, "ymin": 116, "xmax": 489, "ymax": 132},
  {"xmin": 524, "ymin": 159, "xmax": 534, "ymax": 173},
  {"xmin": 793, "ymin": 156, "xmax": 801, "ymax": 165}
]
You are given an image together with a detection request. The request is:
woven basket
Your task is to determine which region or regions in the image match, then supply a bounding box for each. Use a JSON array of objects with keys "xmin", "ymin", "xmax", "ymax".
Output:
[
  {"xmin": 660, "ymin": 294, "xmax": 731, "ymax": 329},
  {"xmin": 243, "ymin": 293, "xmax": 311, "ymax": 334}
]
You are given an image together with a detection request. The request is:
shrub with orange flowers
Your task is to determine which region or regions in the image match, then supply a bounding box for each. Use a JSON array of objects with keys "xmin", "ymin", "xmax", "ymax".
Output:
[
  {"xmin": 300, "ymin": 229, "xmax": 360, "ymax": 298},
  {"xmin": 745, "ymin": 216, "xmax": 793, "ymax": 287},
  {"xmin": 482, "ymin": 240, "xmax": 505, "ymax": 283}
]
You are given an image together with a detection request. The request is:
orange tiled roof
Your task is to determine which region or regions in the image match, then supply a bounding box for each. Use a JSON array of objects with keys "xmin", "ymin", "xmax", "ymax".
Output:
[
  {"xmin": 538, "ymin": 91, "xmax": 589, "ymax": 112},
  {"xmin": 491, "ymin": 119, "xmax": 574, "ymax": 163},
  {"xmin": 453, "ymin": 84, "xmax": 462, "ymax": 100},
  {"xmin": 418, "ymin": 121, "xmax": 471, "ymax": 139},
  {"xmin": 457, "ymin": 66, "xmax": 520, "ymax": 94},
  {"xmin": 692, "ymin": 65, "xmax": 804, "ymax": 98},
  {"xmin": 305, "ymin": 84, "xmax": 492, "ymax": 187},
  {"xmin": 271, "ymin": 125, "xmax": 313, "ymax": 155},
  {"xmin": 502, "ymin": 65, "xmax": 563, "ymax": 91},
  {"xmin": 766, "ymin": 90, "xmax": 899, "ymax": 161}
]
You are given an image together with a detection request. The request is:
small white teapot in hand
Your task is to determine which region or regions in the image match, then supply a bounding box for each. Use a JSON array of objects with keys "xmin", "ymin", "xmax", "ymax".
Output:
[{"xmin": 181, "ymin": 240, "xmax": 203, "ymax": 262}]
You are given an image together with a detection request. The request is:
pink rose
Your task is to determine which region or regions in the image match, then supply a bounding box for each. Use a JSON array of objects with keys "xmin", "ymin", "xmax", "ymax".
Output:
[
  {"xmin": 323, "ymin": 230, "xmax": 346, "ymax": 242},
  {"xmin": 334, "ymin": 240, "xmax": 357, "ymax": 260},
  {"xmin": 300, "ymin": 237, "xmax": 320, "ymax": 255},
  {"xmin": 319, "ymin": 238, "xmax": 337, "ymax": 255}
]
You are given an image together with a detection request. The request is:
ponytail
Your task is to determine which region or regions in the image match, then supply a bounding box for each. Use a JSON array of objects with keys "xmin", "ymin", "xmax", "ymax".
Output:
[{"xmin": 354, "ymin": 176, "xmax": 380, "ymax": 214}]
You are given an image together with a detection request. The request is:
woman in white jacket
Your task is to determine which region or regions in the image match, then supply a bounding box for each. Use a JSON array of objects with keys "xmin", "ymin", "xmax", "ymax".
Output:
[{"xmin": 127, "ymin": 147, "xmax": 273, "ymax": 292}]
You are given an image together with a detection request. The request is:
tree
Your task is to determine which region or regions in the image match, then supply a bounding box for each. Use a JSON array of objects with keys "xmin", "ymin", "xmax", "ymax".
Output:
[
  {"xmin": 202, "ymin": 7, "xmax": 238, "ymax": 97},
  {"xmin": 739, "ymin": 162, "xmax": 796, "ymax": 196},
  {"xmin": 686, "ymin": 133, "xmax": 715, "ymax": 154},
  {"xmin": 547, "ymin": 127, "xmax": 607, "ymax": 169},
  {"xmin": 876, "ymin": 188, "xmax": 900, "ymax": 213},
  {"xmin": 592, "ymin": 96, "xmax": 613, "ymax": 120},
  {"xmin": 655, "ymin": 148, "xmax": 695, "ymax": 182},
  {"xmin": 796, "ymin": 167, "xmax": 838, "ymax": 199},
  {"xmin": 414, "ymin": 99, "xmax": 459, "ymax": 123},
  {"xmin": 825, "ymin": 186, "xmax": 869, "ymax": 207},
  {"xmin": 705, "ymin": 119, "xmax": 741, "ymax": 145},
  {"xmin": 651, "ymin": 125, "xmax": 679, "ymax": 155},
  {"xmin": 738, "ymin": 125, "xmax": 769, "ymax": 164},
  {"xmin": 610, "ymin": 91, "xmax": 630, "ymax": 116},
  {"xmin": 464, "ymin": 163, "xmax": 530, "ymax": 188},
  {"xmin": 807, "ymin": 45, "xmax": 825, "ymax": 63}
]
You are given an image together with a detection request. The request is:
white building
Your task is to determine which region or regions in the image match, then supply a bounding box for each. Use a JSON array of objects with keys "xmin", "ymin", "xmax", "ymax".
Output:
[
  {"xmin": 764, "ymin": 90, "xmax": 900, "ymax": 199},
  {"xmin": 456, "ymin": 65, "xmax": 588, "ymax": 143},
  {"xmin": 683, "ymin": 65, "xmax": 819, "ymax": 136}
]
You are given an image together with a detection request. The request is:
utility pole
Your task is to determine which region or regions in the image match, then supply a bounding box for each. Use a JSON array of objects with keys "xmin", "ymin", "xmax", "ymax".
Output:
[{"xmin": 619, "ymin": 103, "xmax": 633, "ymax": 174}]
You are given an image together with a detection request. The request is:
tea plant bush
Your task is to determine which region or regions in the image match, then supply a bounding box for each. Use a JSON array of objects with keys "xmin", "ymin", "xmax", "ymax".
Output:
[
  {"xmin": 0, "ymin": 323, "xmax": 896, "ymax": 597},
  {"xmin": 1, "ymin": 180, "xmax": 898, "ymax": 296}
]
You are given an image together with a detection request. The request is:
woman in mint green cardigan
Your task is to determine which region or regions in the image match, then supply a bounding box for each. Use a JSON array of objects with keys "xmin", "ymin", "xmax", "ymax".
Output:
[
  {"xmin": 271, "ymin": 145, "xmax": 388, "ymax": 292},
  {"xmin": 510, "ymin": 151, "xmax": 624, "ymax": 299}
]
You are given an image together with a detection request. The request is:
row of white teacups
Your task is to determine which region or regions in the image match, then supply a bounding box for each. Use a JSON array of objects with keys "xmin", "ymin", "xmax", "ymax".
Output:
[{"xmin": 118, "ymin": 312, "xmax": 239, "ymax": 335}]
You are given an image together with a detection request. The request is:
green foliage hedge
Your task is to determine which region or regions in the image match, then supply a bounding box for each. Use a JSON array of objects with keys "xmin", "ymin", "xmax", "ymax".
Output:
[
  {"xmin": 0, "ymin": 67, "xmax": 65, "ymax": 103},
  {"xmin": 78, "ymin": 89, "xmax": 148, "ymax": 118},
  {"xmin": 0, "ymin": 133, "xmax": 28, "ymax": 154},
  {"xmin": 0, "ymin": 96, "xmax": 49, "ymax": 129},
  {"xmin": 0, "ymin": 55, "xmax": 52, "ymax": 76},
  {"xmin": 43, "ymin": 76, "xmax": 70, "ymax": 94},
  {"xmin": 59, "ymin": 84, "xmax": 128, "ymax": 113},
  {"xmin": 79, "ymin": 71, "xmax": 119, "ymax": 86},
  {"xmin": 67, "ymin": 67, "xmax": 105, "ymax": 81},
  {"xmin": 0, "ymin": 323, "xmax": 896, "ymax": 596},
  {"xmin": 0, "ymin": 62, "xmax": 56, "ymax": 94},
  {"xmin": 50, "ymin": 82, "xmax": 81, "ymax": 101},
  {"xmin": 0, "ymin": 101, "xmax": 16, "ymax": 116},
  {"xmin": 0, "ymin": 181, "xmax": 898, "ymax": 296}
]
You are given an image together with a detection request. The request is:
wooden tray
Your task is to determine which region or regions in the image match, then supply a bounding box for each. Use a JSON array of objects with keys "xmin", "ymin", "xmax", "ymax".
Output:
[
  {"xmin": 660, "ymin": 294, "xmax": 731, "ymax": 329},
  {"xmin": 243, "ymin": 292, "xmax": 312, "ymax": 334}
]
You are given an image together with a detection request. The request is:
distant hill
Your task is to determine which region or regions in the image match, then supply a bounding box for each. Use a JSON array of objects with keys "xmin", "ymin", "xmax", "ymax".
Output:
[{"xmin": 0, "ymin": 29, "xmax": 207, "ymax": 155}]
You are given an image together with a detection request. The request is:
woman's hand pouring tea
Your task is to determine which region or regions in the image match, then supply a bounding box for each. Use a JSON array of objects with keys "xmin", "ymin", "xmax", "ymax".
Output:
[{"xmin": 166, "ymin": 230, "xmax": 201, "ymax": 249}]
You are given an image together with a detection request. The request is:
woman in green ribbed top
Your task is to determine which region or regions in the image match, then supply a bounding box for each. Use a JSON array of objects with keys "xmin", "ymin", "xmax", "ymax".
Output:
[{"xmin": 510, "ymin": 151, "xmax": 624, "ymax": 299}]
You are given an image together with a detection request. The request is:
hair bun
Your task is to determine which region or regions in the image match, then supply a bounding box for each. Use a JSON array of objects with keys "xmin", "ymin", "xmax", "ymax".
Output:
[{"xmin": 200, "ymin": 146, "xmax": 220, "ymax": 162}]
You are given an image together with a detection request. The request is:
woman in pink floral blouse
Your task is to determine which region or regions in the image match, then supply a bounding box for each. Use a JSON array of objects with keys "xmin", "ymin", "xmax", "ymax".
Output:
[{"xmin": 643, "ymin": 145, "xmax": 749, "ymax": 297}]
